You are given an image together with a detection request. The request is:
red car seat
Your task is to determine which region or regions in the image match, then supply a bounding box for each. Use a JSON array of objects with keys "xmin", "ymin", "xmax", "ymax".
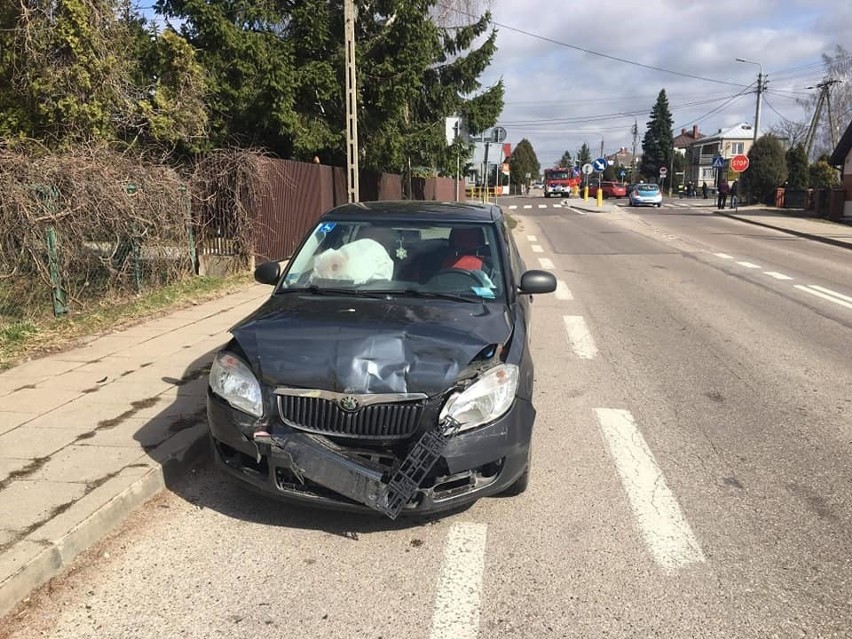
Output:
[{"xmin": 442, "ymin": 227, "xmax": 485, "ymax": 271}]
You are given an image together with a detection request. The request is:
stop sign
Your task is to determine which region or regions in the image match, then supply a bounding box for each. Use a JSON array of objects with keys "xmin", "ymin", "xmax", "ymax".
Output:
[{"xmin": 731, "ymin": 154, "xmax": 750, "ymax": 172}]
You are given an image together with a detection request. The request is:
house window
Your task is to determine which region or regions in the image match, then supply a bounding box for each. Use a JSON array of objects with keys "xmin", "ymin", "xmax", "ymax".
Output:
[{"xmin": 731, "ymin": 142, "xmax": 744, "ymax": 155}]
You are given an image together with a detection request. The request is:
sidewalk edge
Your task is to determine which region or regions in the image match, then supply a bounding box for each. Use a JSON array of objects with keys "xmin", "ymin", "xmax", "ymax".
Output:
[
  {"xmin": 712, "ymin": 210, "xmax": 852, "ymax": 251},
  {"xmin": 0, "ymin": 427, "xmax": 209, "ymax": 620}
]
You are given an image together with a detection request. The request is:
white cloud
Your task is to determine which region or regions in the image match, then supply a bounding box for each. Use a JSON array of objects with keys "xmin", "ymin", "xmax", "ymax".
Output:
[{"xmin": 476, "ymin": 0, "xmax": 846, "ymax": 165}]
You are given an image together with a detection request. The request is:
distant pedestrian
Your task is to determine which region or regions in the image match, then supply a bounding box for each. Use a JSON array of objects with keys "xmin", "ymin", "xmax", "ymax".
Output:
[
  {"xmin": 729, "ymin": 180, "xmax": 739, "ymax": 209},
  {"xmin": 717, "ymin": 180, "xmax": 730, "ymax": 209},
  {"xmin": 702, "ymin": 181, "xmax": 708, "ymax": 199}
]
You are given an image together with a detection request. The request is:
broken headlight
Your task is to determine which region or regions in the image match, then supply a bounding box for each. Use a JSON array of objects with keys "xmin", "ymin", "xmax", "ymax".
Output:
[
  {"xmin": 209, "ymin": 352, "xmax": 263, "ymax": 418},
  {"xmin": 439, "ymin": 364, "xmax": 519, "ymax": 433}
]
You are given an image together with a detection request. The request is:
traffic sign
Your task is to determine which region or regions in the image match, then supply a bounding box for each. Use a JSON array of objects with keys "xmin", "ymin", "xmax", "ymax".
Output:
[
  {"xmin": 491, "ymin": 126, "xmax": 507, "ymax": 143},
  {"xmin": 592, "ymin": 157, "xmax": 607, "ymax": 172},
  {"xmin": 659, "ymin": 167, "xmax": 668, "ymax": 177},
  {"xmin": 619, "ymin": 168, "xmax": 627, "ymax": 177},
  {"xmin": 712, "ymin": 156, "xmax": 726, "ymax": 169},
  {"xmin": 582, "ymin": 163, "xmax": 593, "ymax": 175},
  {"xmin": 730, "ymin": 154, "xmax": 750, "ymax": 172}
]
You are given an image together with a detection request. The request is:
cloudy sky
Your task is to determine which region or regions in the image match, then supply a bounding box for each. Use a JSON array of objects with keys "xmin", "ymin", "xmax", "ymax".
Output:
[{"xmin": 473, "ymin": 0, "xmax": 852, "ymax": 166}]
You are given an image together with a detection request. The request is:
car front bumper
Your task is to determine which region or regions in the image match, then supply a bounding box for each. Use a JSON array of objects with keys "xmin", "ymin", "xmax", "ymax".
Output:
[{"xmin": 207, "ymin": 391, "xmax": 534, "ymax": 517}]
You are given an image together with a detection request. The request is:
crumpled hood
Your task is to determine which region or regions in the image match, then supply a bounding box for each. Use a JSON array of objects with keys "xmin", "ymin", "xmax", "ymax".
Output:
[{"xmin": 231, "ymin": 294, "xmax": 512, "ymax": 396}]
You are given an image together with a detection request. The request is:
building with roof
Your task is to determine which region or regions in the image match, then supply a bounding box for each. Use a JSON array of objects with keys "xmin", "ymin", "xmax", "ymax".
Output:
[
  {"xmin": 686, "ymin": 122, "xmax": 759, "ymax": 187},
  {"xmin": 829, "ymin": 118, "xmax": 852, "ymax": 217}
]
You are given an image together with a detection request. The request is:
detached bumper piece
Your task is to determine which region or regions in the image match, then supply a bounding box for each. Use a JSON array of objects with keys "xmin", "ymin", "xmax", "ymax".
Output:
[{"xmin": 255, "ymin": 427, "xmax": 449, "ymax": 520}]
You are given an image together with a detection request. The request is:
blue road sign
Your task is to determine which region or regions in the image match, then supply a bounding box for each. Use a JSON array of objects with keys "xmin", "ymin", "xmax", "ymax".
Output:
[
  {"xmin": 593, "ymin": 157, "xmax": 607, "ymax": 172},
  {"xmin": 619, "ymin": 168, "xmax": 627, "ymax": 177},
  {"xmin": 712, "ymin": 156, "xmax": 726, "ymax": 169}
]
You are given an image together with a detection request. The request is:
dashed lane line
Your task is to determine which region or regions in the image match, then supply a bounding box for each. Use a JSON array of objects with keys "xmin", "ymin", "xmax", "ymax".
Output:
[
  {"xmin": 537, "ymin": 258, "xmax": 554, "ymax": 269},
  {"xmin": 554, "ymin": 280, "xmax": 573, "ymax": 300},
  {"xmin": 594, "ymin": 408, "xmax": 705, "ymax": 572},
  {"xmin": 714, "ymin": 253, "xmax": 733, "ymax": 259},
  {"xmin": 795, "ymin": 285, "xmax": 852, "ymax": 310},
  {"xmin": 538, "ymin": 204, "xmax": 547, "ymax": 209},
  {"xmin": 563, "ymin": 315, "xmax": 598, "ymax": 359},
  {"xmin": 736, "ymin": 261, "xmax": 762, "ymax": 269},
  {"xmin": 523, "ymin": 205, "xmax": 532, "ymax": 209},
  {"xmin": 531, "ymin": 245, "xmax": 544, "ymax": 253},
  {"xmin": 429, "ymin": 522, "xmax": 488, "ymax": 639},
  {"xmin": 508, "ymin": 205, "xmax": 518, "ymax": 209},
  {"xmin": 764, "ymin": 271, "xmax": 794, "ymax": 281},
  {"xmin": 527, "ymin": 234, "xmax": 538, "ymax": 242}
]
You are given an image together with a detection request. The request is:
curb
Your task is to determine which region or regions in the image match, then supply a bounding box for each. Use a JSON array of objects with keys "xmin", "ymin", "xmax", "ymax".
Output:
[
  {"xmin": 711, "ymin": 210, "xmax": 852, "ymax": 251},
  {"xmin": 0, "ymin": 423, "xmax": 209, "ymax": 620}
]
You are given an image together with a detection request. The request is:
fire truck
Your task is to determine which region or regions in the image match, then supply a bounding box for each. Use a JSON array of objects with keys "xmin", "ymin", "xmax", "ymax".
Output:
[{"xmin": 543, "ymin": 167, "xmax": 581, "ymax": 198}]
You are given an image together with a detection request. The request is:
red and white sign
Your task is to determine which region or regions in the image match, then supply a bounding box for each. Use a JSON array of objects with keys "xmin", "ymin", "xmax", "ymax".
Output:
[
  {"xmin": 730, "ymin": 154, "xmax": 750, "ymax": 173},
  {"xmin": 659, "ymin": 167, "xmax": 668, "ymax": 177}
]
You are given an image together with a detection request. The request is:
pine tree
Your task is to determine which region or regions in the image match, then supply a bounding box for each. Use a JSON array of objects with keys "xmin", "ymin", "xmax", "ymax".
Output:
[
  {"xmin": 577, "ymin": 143, "xmax": 591, "ymax": 166},
  {"xmin": 558, "ymin": 150, "xmax": 573, "ymax": 168},
  {"xmin": 509, "ymin": 139, "xmax": 540, "ymax": 193},
  {"xmin": 785, "ymin": 144, "xmax": 809, "ymax": 189},
  {"xmin": 640, "ymin": 89, "xmax": 674, "ymax": 179}
]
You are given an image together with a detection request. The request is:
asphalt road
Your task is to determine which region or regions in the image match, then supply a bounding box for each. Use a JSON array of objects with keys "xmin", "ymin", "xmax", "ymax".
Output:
[{"xmin": 4, "ymin": 196, "xmax": 852, "ymax": 638}]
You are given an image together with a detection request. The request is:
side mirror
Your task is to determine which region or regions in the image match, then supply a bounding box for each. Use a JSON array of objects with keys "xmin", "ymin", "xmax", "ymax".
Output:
[
  {"xmin": 519, "ymin": 270, "xmax": 557, "ymax": 294},
  {"xmin": 254, "ymin": 261, "xmax": 281, "ymax": 286}
]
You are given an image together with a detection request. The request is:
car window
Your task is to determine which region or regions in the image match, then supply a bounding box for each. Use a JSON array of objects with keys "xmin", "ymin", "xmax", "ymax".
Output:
[
  {"xmin": 281, "ymin": 219, "xmax": 505, "ymax": 301},
  {"xmin": 638, "ymin": 185, "xmax": 659, "ymax": 192}
]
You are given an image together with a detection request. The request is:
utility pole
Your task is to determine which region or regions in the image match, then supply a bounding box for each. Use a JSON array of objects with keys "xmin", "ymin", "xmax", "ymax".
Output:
[
  {"xmin": 804, "ymin": 78, "xmax": 840, "ymax": 158},
  {"xmin": 735, "ymin": 58, "xmax": 765, "ymax": 142},
  {"xmin": 631, "ymin": 118, "xmax": 638, "ymax": 182},
  {"xmin": 344, "ymin": 0, "xmax": 359, "ymax": 203}
]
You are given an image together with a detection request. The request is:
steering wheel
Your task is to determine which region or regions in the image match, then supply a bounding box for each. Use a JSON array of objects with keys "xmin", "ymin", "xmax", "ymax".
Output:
[{"xmin": 427, "ymin": 268, "xmax": 485, "ymax": 289}]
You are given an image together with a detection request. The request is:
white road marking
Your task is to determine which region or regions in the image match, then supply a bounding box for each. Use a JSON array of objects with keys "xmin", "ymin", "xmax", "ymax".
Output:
[
  {"xmin": 555, "ymin": 280, "xmax": 573, "ymax": 300},
  {"xmin": 508, "ymin": 205, "xmax": 518, "ymax": 210},
  {"xmin": 531, "ymin": 245, "xmax": 544, "ymax": 253},
  {"xmin": 429, "ymin": 522, "xmax": 488, "ymax": 639},
  {"xmin": 594, "ymin": 408, "xmax": 705, "ymax": 572},
  {"xmin": 538, "ymin": 204, "xmax": 547, "ymax": 209},
  {"xmin": 527, "ymin": 234, "xmax": 538, "ymax": 242},
  {"xmin": 523, "ymin": 205, "xmax": 532, "ymax": 210},
  {"xmin": 563, "ymin": 316, "xmax": 598, "ymax": 359},
  {"xmin": 537, "ymin": 258, "xmax": 555, "ymax": 269},
  {"xmin": 808, "ymin": 285, "xmax": 852, "ymax": 304},
  {"xmin": 736, "ymin": 261, "xmax": 762, "ymax": 269},
  {"xmin": 572, "ymin": 209, "xmax": 587, "ymax": 216},
  {"xmin": 795, "ymin": 285, "xmax": 852, "ymax": 310},
  {"xmin": 714, "ymin": 253, "xmax": 733, "ymax": 259},
  {"xmin": 764, "ymin": 271, "xmax": 793, "ymax": 281},
  {"xmin": 553, "ymin": 204, "xmax": 562, "ymax": 208}
]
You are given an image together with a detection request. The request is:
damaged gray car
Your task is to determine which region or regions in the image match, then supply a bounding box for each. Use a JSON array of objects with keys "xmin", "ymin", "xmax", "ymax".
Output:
[{"xmin": 207, "ymin": 201, "xmax": 556, "ymax": 518}]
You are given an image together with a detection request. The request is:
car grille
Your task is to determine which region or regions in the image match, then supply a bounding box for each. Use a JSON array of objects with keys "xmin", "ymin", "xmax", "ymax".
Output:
[{"xmin": 277, "ymin": 395, "xmax": 425, "ymax": 440}]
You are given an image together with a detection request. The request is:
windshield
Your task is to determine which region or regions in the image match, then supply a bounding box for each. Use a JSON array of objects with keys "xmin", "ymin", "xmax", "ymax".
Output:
[
  {"xmin": 546, "ymin": 171, "xmax": 570, "ymax": 180},
  {"xmin": 280, "ymin": 220, "xmax": 506, "ymax": 301}
]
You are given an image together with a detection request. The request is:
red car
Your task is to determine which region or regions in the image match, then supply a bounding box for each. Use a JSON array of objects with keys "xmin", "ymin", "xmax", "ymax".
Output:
[{"xmin": 588, "ymin": 181, "xmax": 627, "ymax": 198}]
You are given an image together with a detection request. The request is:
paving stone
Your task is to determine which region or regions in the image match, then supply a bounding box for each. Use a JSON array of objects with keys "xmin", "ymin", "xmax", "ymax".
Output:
[
  {"xmin": 0, "ymin": 427, "xmax": 81, "ymax": 460},
  {"xmin": 0, "ymin": 481, "xmax": 87, "ymax": 531},
  {"xmin": 77, "ymin": 412, "xmax": 204, "ymax": 450},
  {"xmin": 0, "ymin": 458, "xmax": 31, "ymax": 484},
  {"xmin": 27, "ymin": 370, "xmax": 116, "ymax": 393},
  {"xmin": 23, "ymin": 402, "xmax": 132, "ymax": 432},
  {"xmin": 3, "ymin": 389, "xmax": 82, "ymax": 414},
  {"xmin": 0, "ymin": 413, "xmax": 38, "ymax": 436},
  {"xmin": 28, "ymin": 464, "xmax": 156, "ymax": 544},
  {"xmin": 26, "ymin": 446, "xmax": 146, "ymax": 484}
]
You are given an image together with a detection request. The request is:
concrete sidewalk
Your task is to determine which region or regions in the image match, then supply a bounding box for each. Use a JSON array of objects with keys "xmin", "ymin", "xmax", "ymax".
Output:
[{"xmin": 0, "ymin": 283, "xmax": 270, "ymax": 618}]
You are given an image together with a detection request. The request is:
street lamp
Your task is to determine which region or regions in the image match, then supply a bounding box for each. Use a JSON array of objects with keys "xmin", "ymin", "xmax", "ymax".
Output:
[{"xmin": 735, "ymin": 58, "xmax": 764, "ymax": 142}]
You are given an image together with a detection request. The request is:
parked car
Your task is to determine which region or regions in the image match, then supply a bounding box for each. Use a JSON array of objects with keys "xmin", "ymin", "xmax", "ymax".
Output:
[
  {"xmin": 207, "ymin": 201, "xmax": 556, "ymax": 519},
  {"xmin": 588, "ymin": 180, "xmax": 627, "ymax": 198},
  {"xmin": 628, "ymin": 183, "xmax": 663, "ymax": 207}
]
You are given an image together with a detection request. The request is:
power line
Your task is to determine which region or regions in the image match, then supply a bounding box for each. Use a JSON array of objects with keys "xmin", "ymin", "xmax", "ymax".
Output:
[
  {"xmin": 435, "ymin": 2, "xmax": 748, "ymax": 88},
  {"xmin": 674, "ymin": 82, "xmax": 756, "ymax": 130}
]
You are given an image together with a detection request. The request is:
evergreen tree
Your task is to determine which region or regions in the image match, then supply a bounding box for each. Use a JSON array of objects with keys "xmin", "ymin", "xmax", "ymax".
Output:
[
  {"xmin": 577, "ymin": 143, "xmax": 591, "ymax": 166},
  {"xmin": 558, "ymin": 150, "xmax": 574, "ymax": 168},
  {"xmin": 740, "ymin": 134, "xmax": 787, "ymax": 204},
  {"xmin": 509, "ymin": 138, "xmax": 540, "ymax": 193},
  {"xmin": 785, "ymin": 144, "xmax": 809, "ymax": 189},
  {"xmin": 640, "ymin": 89, "xmax": 674, "ymax": 178},
  {"xmin": 809, "ymin": 159, "xmax": 840, "ymax": 188}
]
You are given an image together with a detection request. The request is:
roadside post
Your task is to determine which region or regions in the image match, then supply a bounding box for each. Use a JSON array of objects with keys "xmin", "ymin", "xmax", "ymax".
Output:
[
  {"xmin": 659, "ymin": 166, "xmax": 668, "ymax": 196},
  {"xmin": 730, "ymin": 154, "xmax": 749, "ymax": 211},
  {"xmin": 582, "ymin": 163, "xmax": 593, "ymax": 201},
  {"xmin": 593, "ymin": 157, "xmax": 607, "ymax": 207}
]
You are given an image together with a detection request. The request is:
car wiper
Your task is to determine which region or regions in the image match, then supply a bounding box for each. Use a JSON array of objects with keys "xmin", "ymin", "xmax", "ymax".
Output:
[
  {"xmin": 275, "ymin": 285, "xmax": 384, "ymax": 298},
  {"xmin": 376, "ymin": 289, "xmax": 481, "ymax": 303}
]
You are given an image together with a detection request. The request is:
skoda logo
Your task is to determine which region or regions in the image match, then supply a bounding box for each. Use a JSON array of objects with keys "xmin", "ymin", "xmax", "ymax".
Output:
[{"xmin": 339, "ymin": 396, "xmax": 360, "ymax": 412}]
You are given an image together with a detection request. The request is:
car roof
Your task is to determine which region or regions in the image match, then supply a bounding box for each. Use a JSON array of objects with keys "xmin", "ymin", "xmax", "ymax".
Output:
[{"xmin": 321, "ymin": 200, "xmax": 502, "ymax": 223}]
